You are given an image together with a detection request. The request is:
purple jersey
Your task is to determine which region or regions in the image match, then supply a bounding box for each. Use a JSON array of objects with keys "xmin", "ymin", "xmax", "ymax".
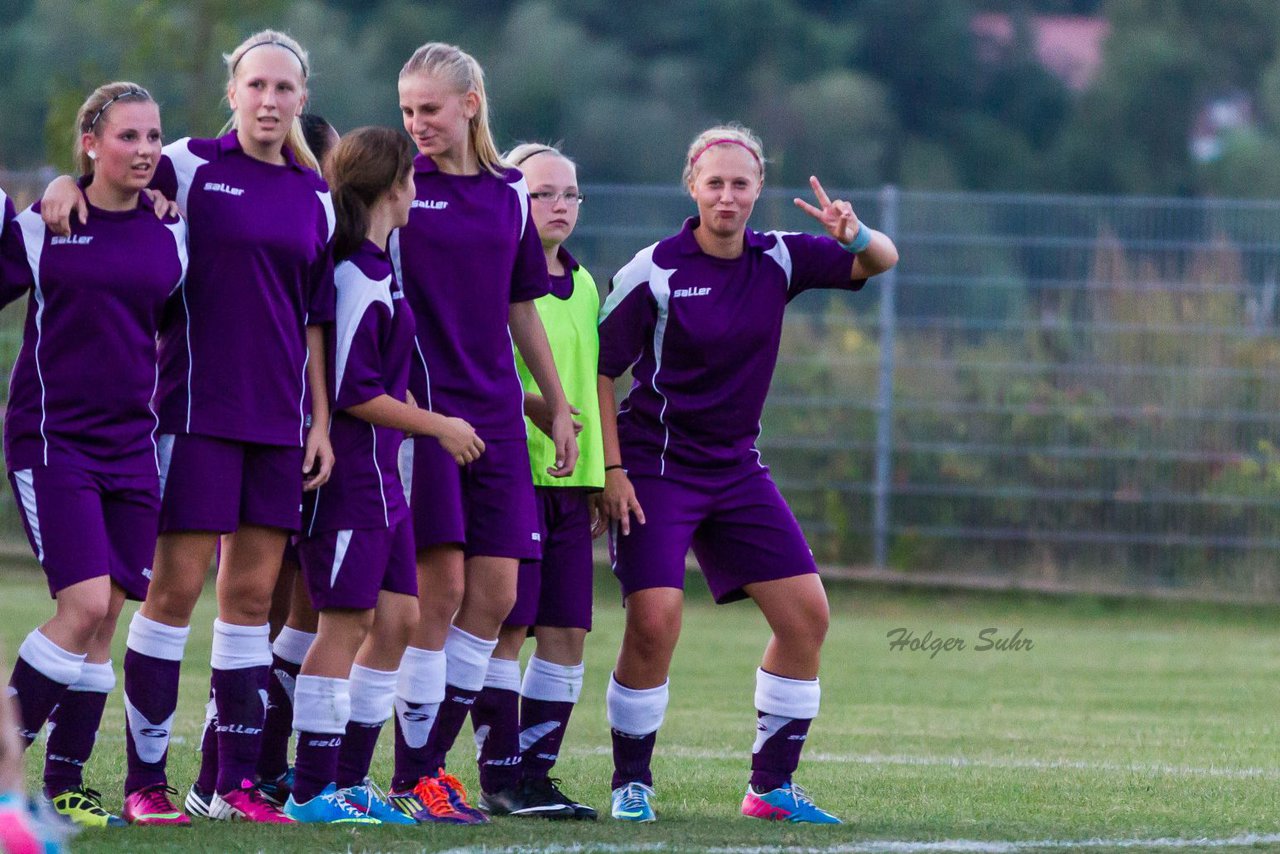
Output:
[
  {"xmin": 305, "ymin": 241, "xmax": 414, "ymax": 534},
  {"xmin": 0, "ymin": 188, "xmax": 13, "ymax": 241},
  {"xmin": 390, "ymin": 155, "xmax": 549, "ymax": 441},
  {"xmin": 151, "ymin": 133, "xmax": 336, "ymax": 447},
  {"xmin": 598, "ymin": 217, "xmax": 862, "ymax": 480},
  {"xmin": 0, "ymin": 196, "xmax": 187, "ymax": 475}
]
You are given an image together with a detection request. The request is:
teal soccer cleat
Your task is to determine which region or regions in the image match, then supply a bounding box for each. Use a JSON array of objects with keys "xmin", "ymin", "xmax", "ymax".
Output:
[
  {"xmin": 610, "ymin": 782, "xmax": 656, "ymax": 822},
  {"xmin": 741, "ymin": 782, "xmax": 842, "ymax": 824}
]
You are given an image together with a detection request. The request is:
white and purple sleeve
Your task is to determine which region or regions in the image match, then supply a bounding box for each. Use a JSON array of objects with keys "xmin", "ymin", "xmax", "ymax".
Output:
[
  {"xmin": 0, "ymin": 196, "xmax": 35, "ymax": 308},
  {"xmin": 307, "ymin": 190, "xmax": 337, "ymax": 325},
  {"xmin": 508, "ymin": 175, "xmax": 551, "ymax": 303},
  {"xmin": 333, "ymin": 266, "xmax": 391, "ymax": 411},
  {"xmin": 597, "ymin": 244, "xmax": 659, "ymax": 379},
  {"xmin": 775, "ymin": 231, "xmax": 867, "ymax": 301}
]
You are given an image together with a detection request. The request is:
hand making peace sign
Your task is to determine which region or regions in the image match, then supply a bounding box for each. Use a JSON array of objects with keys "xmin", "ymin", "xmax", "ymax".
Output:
[{"xmin": 793, "ymin": 175, "xmax": 860, "ymax": 244}]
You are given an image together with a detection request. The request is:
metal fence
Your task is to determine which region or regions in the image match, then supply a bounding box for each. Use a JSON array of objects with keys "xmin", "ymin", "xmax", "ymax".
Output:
[{"xmin": 6, "ymin": 169, "xmax": 1280, "ymax": 598}]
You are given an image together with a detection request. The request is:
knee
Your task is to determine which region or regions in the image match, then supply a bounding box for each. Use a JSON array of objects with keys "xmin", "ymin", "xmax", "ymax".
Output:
[
  {"xmin": 624, "ymin": 606, "xmax": 678, "ymax": 657},
  {"xmin": 780, "ymin": 599, "xmax": 829, "ymax": 652},
  {"xmin": 60, "ymin": 600, "xmax": 111, "ymax": 643},
  {"xmin": 421, "ymin": 574, "xmax": 464, "ymax": 620}
]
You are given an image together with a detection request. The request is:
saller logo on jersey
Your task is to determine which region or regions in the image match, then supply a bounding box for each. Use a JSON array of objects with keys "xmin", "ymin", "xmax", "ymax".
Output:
[
  {"xmin": 412, "ymin": 199, "xmax": 448, "ymax": 210},
  {"xmin": 204, "ymin": 182, "xmax": 245, "ymax": 196},
  {"xmin": 51, "ymin": 235, "xmax": 93, "ymax": 246},
  {"xmin": 673, "ymin": 286, "xmax": 711, "ymax": 298}
]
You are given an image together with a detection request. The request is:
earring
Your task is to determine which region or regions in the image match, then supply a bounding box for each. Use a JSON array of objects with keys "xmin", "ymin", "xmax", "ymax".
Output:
[{"xmin": 87, "ymin": 151, "xmax": 97, "ymax": 160}]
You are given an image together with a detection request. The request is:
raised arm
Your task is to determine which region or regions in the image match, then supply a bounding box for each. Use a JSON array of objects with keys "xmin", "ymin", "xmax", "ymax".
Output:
[{"xmin": 794, "ymin": 175, "xmax": 899, "ymax": 279}]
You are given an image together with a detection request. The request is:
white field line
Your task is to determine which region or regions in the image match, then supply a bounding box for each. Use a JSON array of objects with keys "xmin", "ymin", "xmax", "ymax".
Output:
[
  {"xmin": 565, "ymin": 745, "xmax": 1280, "ymax": 781},
  {"xmin": 422, "ymin": 833, "xmax": 1280, "ymax": 854}
]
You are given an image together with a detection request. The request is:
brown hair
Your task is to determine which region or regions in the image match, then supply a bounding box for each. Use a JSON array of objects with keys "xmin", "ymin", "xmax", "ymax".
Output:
[
  {"xmin": 326, "ymin": 126, "xmax": 415, "ymax": 260},
  {"xmin": 73, "ymin": 82, "xmax": 155, "ymax": 177},
  {"xmin": 221, "ymin": 29, "xmax": 319, "ymax": 171},
  {"xmin": 400, "ymin": 42, "xmax": 505, "ymax": 177}
]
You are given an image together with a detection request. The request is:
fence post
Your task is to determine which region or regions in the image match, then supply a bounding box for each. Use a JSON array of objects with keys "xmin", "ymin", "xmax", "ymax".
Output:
[{"xmin": 873, "ymin": 185, "xmax": 899, "ymax": 570}]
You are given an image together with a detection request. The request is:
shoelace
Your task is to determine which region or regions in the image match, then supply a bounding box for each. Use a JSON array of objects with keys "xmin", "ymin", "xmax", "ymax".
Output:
[
  {"xmin": 618, "ymin": 782, "xmax": 651, "ymax": 811},
  {"xmin": 786, "ymin": 783, "xmax": 816, "ymax": 808},
  {"xmin": 139, "ymin": 785, "xmax": 181, "ymax": 812},
  {"xmin": 435, "ymin": 770, "xmax": 471, "ymax": 803},
  {"xmin": 359, "ymin": 778, "xmax": 393, "ymax": 809},
  {"xmin": 528, "ymin": 777, "xmax": 573, "ymax": 805},
  {"xmin": 411, "ymin": 778, "xmax": 454, "ymax": 814},
  {"xmin": 62, "ymin": 788, "xmax": 110, "ymax": 815},
  {"xmin": 245, "ymin": 785, "xmax": 287, "ymax": 815},
  {"xmin": 319, "ymin": 790, "xmax": 363, "ymax": 818}
]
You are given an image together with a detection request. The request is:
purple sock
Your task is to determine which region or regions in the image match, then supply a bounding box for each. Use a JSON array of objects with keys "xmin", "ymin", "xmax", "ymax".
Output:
[
  {"xmin": 518, "ymin": 656, "xmax": 583, "ymax": 780},
  {"xmin": 292, "ymin": 730, "xmax": 342, "ymax": 804},
  {"xmin": 519, "ymin": 696, "xmax": 575, "ymax": 779},
  {"xmin": 291, "ymin": 675, "xmax": 349, "ymax": 803},
  {"xmin": 8, "ymin": 637, "xmax": 80, "ymax": 748},
  {"xmin": 336, "ymin": 721, "xmax": 382, "ymax": 789},
  {"xmin": 42, "ymin": 662, "xmax": 113, "ymax": 796},
  {"xmin": 256, "ymin": 653, "xmax": 303, "ymax": 782},
  {"xmin": 750, "ymin": 714, "xmax": 812, "ymax": 792},
  {"xmin": 420, "ymin": 683, "xmax": 479, "ymax": 775},
  {"xmin": 610, "ymin": 729, "xmax": 656, "ymax": 789},
  {"xmin": 391, "ymin": 647, "xmax": 444, "ymax": 791},
  {"xmin": 210, "ymin": 620, "xmax": 272, "ymax": 794},
  {"xmin": 392, "ymin": 704, "xmax": 438, "ymax": 790},
  {"xmin": 606, "ymin": 674, "xmax": 667, "ymax": 790},
  {"xmin": 195, "ymin": 688, "xmax": 218, "ymax": 792},
  {"xmin": 750, "ymin": 669, "xmax": 820, "ymax": 793},
  {"xmin": 122, "ymin": 613, "xmax": 190, "ymax": 794},
  {"xmin": 474, "ymin": 659, "xmax": 522, "ymax": 793}
]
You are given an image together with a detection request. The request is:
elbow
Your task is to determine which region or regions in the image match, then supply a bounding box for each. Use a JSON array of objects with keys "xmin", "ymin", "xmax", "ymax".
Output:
[{"xmin": 865, "ymin": 240, "xmax": 899, "ymax": 277}]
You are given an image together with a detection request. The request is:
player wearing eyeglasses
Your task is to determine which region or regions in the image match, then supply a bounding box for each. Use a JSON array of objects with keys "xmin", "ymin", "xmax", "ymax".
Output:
[
  {"xmin": 462, "ymin": 142, "xmax": 603, "ymax": 820},
  {"xmin": 597, "ymin": 124, "xmax": 898, "ymax": 824}
]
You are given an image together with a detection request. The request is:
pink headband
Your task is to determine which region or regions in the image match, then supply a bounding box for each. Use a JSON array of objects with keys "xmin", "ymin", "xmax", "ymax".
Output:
[{"xmin": 689, "ymin": 138, "xmax": 762, "ymax": 169}]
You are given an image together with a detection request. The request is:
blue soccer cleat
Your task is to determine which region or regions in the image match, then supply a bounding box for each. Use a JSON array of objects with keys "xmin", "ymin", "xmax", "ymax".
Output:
[
  {"xmin": 339, "ymin": 779, "xmax": 416, "ymax": 825},
  {"xmin": 283, "ymin": 783, "xmax": 379, "ymax": 824},
  {"xmin": 610, "ymin": 782, "xmax": 656, "ymax": 822},
  {"xmin": 741, "ymin": 782, "xmax": 842, "ymax": 823}
]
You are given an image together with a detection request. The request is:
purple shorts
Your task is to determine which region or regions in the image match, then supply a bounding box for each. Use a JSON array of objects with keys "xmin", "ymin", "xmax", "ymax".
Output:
[
  {"xmin": 506, "ymin": 488, "xmax": 595, "ymax": 631},
  {"xmin": 611, "ymin": 469, "xmax": 818, "ymax": 604},
  {"xmin": 298, "ymin": 516, "xmax": 418, "ymax": 611},
  {"xmin": 9, "ymin": 465, "xmax": 160, "ymax": 601},
  {"xmin": 403, "ymin": 436, "xmax": 540, "ymax": 561},
  {"xmin": 158, "ymin": 433, "xmax": 304, "ymax": 533}
]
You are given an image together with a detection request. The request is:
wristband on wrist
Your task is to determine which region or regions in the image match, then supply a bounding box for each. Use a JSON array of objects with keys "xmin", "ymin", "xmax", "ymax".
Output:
[
  {"xmin": 604, "ymin": 464, "xmax": 624, "ymax": 472},
  {"xmin": 840, "ymin": 222, "xmax": 873, "ymax": 254}
]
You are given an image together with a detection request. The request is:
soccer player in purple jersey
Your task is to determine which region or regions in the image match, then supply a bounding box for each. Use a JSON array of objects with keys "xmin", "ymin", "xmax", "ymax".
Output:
[
  {"xmin": 281, "ymin": 126, "xmax": 486, "ymax": 825},
  {"xmin": 597, "ymin": 125, "xmax": 898, "ymax": 824},
  {"xmin": 42, "ymin": 30, "xmax": 335, "ymax": 826},
  {"xmin": 469, "ymin": 143, "xmax": 603, "ymax": 820},
  {"xmin": 385, "ymin": 42, "xmax": 579, "ymax": 824},
  {"xmin": 197, "ymin": 112, "xmax": 341, "ymax": 815},
  {"xmin": 0, "ymin": 83, "xmax": 187, "ymax": 830}
]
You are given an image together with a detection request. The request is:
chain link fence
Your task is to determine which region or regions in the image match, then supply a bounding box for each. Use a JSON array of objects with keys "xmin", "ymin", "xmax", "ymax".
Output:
[{"xmin": 5, "ymin": 169, "xmax": 1280, "ymax": 598}]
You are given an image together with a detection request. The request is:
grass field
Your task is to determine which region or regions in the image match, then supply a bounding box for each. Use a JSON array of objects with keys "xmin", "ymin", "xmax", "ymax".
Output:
[{"xmin": 5, "ymin": 564, "xmax": 1280, "ymax": 853}]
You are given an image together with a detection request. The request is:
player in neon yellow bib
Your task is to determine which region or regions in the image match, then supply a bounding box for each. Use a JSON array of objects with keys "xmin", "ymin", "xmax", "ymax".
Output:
[{"xmin": 467, "ymin": 143, "xmax": 604, "ymax": 820}]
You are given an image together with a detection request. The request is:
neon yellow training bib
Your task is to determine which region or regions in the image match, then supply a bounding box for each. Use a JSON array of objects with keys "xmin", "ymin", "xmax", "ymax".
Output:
[{"xmin": 516, "ymin": 262, "xmax": 605, "ymax": 488}]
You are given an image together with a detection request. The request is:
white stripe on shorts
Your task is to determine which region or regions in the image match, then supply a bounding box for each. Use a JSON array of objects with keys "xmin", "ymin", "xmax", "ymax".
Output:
[
  {"xmin": 156, "ymin": 434, "xmax": 176, "ymax": 499},
  {"xmin": 12, "ymin": 469, "xmax": 44, "ymax": 562},
  {"xmin": 330, "ymin": 530, "xmax": 353, "ymax": 588}
]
